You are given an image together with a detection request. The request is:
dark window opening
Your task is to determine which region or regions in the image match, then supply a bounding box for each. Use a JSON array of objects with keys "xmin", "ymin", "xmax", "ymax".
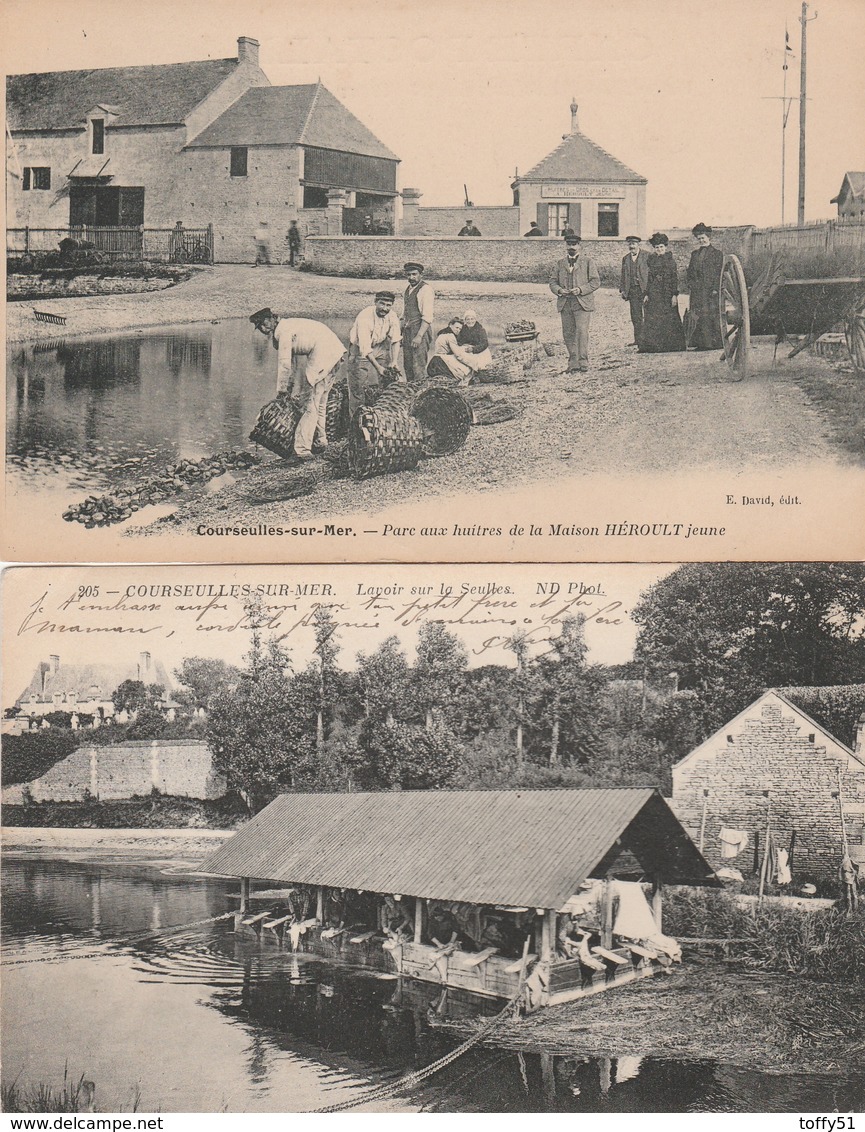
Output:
[
  {"xmin": 230, "ymin": 147, "xmax": 248, "ymax": 177},
  {"xmin": 23, "ymin": 166, "xmax": 51, "ymax": 190},
  {"xmin": 597, "ymin": 202, "xmax": 620, "ymax": 237},
  {"xmin": 91, "ymin": 119, "xmax": 105, "ymax": 155},
  {"xmin": 303, "ymin": 186, "xmax": 329, "ymax": 209}
]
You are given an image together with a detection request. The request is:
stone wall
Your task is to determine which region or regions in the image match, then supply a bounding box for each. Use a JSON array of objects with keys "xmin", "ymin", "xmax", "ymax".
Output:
[
  {"xmin": 303, "ymin": 234, "xmax": 688, "ymax": 286},
  {"xmin": 404, "ymin": 206, "xmax": 520, "ymax": 238},
  {"xmin": 671, "ymin": 697, "xmax": 865, "ymax": 883},
  {"xmin": 1, "ymin": 739, "xmax": 226, "ymax": 804}
]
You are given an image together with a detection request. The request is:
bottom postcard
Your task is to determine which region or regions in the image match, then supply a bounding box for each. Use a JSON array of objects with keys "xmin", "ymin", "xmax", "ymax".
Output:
[{"xmin": 1, "ymin": 562, "xmax": 863, "ymax": 1115}]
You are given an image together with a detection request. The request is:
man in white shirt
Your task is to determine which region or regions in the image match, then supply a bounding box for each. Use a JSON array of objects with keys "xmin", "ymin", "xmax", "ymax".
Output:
[
  {"xmin": 401, "ymin": 262, "xmax": 435, "ymax": 384},
  {"xmin": 249, "ymin": 308, "xmax": 346, "ymax": 459},
  {"xmin": 348, "ymin": 290, "xmax": 402, "ymax": 410}
]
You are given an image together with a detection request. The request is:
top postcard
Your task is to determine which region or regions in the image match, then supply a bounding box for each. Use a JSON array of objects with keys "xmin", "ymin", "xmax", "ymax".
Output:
[{"xmin": 4, "ymin": 0, "xmax": 864, "ymax": 564}]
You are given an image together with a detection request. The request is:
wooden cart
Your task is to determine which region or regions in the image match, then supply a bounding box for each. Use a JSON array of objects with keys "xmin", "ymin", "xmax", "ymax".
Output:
[{"xmin": 718, "ymin": 222, "xmax": 865, "ymax": 378}]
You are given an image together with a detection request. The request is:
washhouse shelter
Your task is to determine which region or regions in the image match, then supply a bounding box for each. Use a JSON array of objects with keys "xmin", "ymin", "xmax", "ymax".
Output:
[{"xmin": 202, "ymin": 788, "xmax": 717, "ymax": 1009}]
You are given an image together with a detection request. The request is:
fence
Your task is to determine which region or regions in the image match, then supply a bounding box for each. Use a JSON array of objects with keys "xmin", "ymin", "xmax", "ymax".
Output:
[
  {"xmin": 748, "ymin": 219, "xmax": 865, "ymax": 278},
  {"xmin": 7, "ymin": 225, "xmax": 214, "ymax": 264}
]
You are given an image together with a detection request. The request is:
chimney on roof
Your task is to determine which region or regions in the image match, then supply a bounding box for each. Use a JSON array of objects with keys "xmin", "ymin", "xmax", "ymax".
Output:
[
  {"xmin": 570, "ymin": 97, "xmax": 579, "ymax": 133},
  {"xmin": 139, "ymin": 651, "xmax": 151, "ymax": 679},
  {"xmin": 237, "ymin": 36, "xmax": 260, "ymax": 66},
  {"xmin": 50, "ymin": 655, "xmax": 60, "ymax": 674}
]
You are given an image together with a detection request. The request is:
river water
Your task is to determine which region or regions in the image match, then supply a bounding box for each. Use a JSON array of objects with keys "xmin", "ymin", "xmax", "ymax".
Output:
[{"xmin": 2, "ymin": 856, "xmax": 861, "ymax": 1113}]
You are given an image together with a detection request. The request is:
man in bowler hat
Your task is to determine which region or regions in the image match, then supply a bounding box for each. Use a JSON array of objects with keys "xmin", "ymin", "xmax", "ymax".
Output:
[
  {"xmin": 620, "ymin": 235, "xmax": 649, "ymax": 346},
  {"xmin": 549, "ymin": 235, "xmax": 600, "ymax": 372}
]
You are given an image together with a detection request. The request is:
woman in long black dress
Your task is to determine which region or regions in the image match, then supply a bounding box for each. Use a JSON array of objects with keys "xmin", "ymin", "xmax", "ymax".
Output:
[{"xmin": 639, "ymin": 232, "xmax": 685, "ymax": 353}]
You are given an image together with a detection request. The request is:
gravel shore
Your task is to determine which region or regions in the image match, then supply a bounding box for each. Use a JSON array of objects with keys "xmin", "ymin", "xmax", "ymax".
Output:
[{"xmin": 7, "ymin": 265, "xmax": 854, "ymax": 544}]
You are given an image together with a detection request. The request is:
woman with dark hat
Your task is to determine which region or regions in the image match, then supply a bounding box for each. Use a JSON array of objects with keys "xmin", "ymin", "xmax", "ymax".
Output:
[
  {"xmin": 639, "ymin": 233, "xmax": 685, "ymax": 353},
  {"xmin": 686, "ymin": 222, "xmax": 724, "ymax": 350}
]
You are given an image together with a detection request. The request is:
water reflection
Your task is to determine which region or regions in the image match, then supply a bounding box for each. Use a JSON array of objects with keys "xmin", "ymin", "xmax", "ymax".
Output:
[{"xmin": 2, "ymin": 857, "xmax": 863, "ymax": 1114}]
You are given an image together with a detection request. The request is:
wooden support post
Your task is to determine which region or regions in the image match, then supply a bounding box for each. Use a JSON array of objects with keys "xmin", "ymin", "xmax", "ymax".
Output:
[
  {"xmin": 240, "ymin": 877, "xmax": 250, "ymax": 914},
  {"xmin": 541, "ymin": 909, "xmax": 556, "ymax": 965},
  {"xmin": 651, "ymin": 875, "xmax": 663, "ymax": 931},
  {"xmin": 316, "ymin": 886, "xmax": 324, "ymax": 922},
  {"xmin": 414, "ymin": 897, "xmax": 423, "ymax": 943},
  {"xmin": 602, "ymin": 878, "xmax": 614, "ymax": 949}
]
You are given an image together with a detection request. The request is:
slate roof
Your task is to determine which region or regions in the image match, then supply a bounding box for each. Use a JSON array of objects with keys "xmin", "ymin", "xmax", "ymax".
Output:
[
  {"xmin": 831, "ymin": 172, "xmax": 865, "ymax": 203},
  {"xmin": 186, "ymin": 82, "xmax": 399, "ymax": 161},
  {"xmin": 520, "ymin": 130, "xmax": 645, "ymax": 184},
  {"xmin": 200, "ymin": 788, "xmax": 716, "ymax": 907},
  {"xmin": 6, "ymin": 58, "xmax": 241, "ymax": 130},
  {"xmin": 17, "ymin": 658, "xmax": 173, "ymax": 704}
]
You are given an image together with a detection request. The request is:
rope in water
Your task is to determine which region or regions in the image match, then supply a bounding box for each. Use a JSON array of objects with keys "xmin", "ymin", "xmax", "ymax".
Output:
[
  {"xmin": 2, "ymin": 911, "xmax": 236, "ymax": 965},
  {"xmin": 310, "ymin": 988, "xmax": 525, "ymax": 1113}
]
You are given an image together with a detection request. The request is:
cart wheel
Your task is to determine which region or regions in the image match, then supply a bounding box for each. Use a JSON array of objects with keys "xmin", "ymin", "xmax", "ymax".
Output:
[
  {"xmin": 719, "ymin": 254, "xmax": 751, "ymax": 379},
  {"xmin": 845, "ymin": 297, "xmax": 865, "ymax": 373}
]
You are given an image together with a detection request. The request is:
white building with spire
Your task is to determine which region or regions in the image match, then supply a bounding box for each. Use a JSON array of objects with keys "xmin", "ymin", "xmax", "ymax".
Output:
[{"xmin": 512, "ymin": 99, "xmax": 647, "ymax": 239}]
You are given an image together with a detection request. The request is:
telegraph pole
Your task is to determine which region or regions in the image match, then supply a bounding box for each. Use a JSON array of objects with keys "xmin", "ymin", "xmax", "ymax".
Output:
[{"xmin": 797, "ymin": 2, "xmax": 817, "ymax": 226}]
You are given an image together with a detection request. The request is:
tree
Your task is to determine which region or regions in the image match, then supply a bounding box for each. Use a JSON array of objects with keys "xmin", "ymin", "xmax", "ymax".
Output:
[
  {"xmin": 355, "ymin": 636, "xmax": 411, "ymax": 724},
  {"xmin": 355, "ymin": 716, "xmax": 463, "ymax": 790},
  {"xmin": 205, "ymin": 600, "xmax": 314, "ymax": 812},
  {"xmin": 111, "ymin": 679, "xmax": 168, "ymax": 738},
  {"xmin": 505, "ymin": 632, "xmax": 531, "ymax": 771},
  {"xmin": 174, "ymin": 657, "xmax": 241, "ymax": 711},
  {"xmin": 531, "ymin": 615, "xmax": 604, "ymax": 767},
  {"xmin": 632, "ymin": 563, "xmax": 865, "ymax": 730},
  {"xmin": 311, "ymin": 607, "xmax": 341, "ymax": 755},
  {"xmin": 413, "ymin": 621, "xmax": 468, "ymax": 729}
]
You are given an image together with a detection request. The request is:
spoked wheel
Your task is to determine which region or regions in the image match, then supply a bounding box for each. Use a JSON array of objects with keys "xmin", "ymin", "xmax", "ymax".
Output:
[
  {"xmin": 845, "ymin": 295, "xmax": 865, "ymax": 373},
  {"xmin": 719, "ymin": 254, "xmax": 751, "ymax": 379}
]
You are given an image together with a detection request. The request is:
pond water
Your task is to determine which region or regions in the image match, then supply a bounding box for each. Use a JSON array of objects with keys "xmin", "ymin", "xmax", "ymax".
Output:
[
  {"xmin": 6, "ymin": 318, "xmax": 353, "ymax": 523},
  {"xmin": 2, "ymin": 857, "xmax": 861, "ymax": 1113}
]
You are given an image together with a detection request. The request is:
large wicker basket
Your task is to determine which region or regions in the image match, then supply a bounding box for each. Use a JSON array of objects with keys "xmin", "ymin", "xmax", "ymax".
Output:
[
  {"xmin": 348, "ymin": 402, "xmax": 424, "ymax": 480},
  {"xmin": 412, "ymin": 387, "xmax": 472, "ymax": 457},
  {"xmin": 474, "ymin": 356, "xmax": 525, "ymax": 384},
  {"xmin": 249, "ymin": 398, "xmax": 302, "ymax": 459}
]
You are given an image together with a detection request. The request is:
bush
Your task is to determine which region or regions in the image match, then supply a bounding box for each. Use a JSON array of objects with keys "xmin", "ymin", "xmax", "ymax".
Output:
[
  {"xmin": 1, "ymin": 730, "xmax": 82, "ymax": 786},
  {"xmin": 664, "ymin": 886, "xmax": 865, "ymax": 983}
]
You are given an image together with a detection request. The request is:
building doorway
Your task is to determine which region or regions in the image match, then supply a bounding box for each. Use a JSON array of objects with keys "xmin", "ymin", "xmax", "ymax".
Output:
[{"xmin": 69, "ymin": 185, "xmax": 145, "ymax": 228}]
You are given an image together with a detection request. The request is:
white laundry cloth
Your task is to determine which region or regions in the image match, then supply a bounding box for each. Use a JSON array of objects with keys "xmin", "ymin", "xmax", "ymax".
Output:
[
  {"xmin": 719, "ymin": 827, "xmax": 750, "ymax": 859},
  {"xmin": 775, "ymin": 847, "xmax": 792, "ymax": 885}
]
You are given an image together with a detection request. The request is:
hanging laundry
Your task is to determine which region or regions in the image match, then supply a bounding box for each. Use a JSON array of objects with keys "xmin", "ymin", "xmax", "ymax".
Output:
[
  {"xmin": 719, "ymin": 827, "xmax": 750, "ymax": 858},
  {"xmin": 775, "ymin": 847, "xmax": 792, "ymax": 885}
]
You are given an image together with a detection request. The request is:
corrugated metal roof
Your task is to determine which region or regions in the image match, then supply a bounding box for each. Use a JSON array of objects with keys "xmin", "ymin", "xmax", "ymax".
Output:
[
  {"xmin": 186, "ymin": 83, "xmax": 399, "ymax": 161},
  {"xmin": 520, "ymin": 130, "xmax": 645, "ymax": 184},
  {"xmin": 6, "ymin": 60, "xmax": 240, "ymax": 130},
  {"xmin": 201, "ymin": 789, "xmax": 714, "ymax": 908}
]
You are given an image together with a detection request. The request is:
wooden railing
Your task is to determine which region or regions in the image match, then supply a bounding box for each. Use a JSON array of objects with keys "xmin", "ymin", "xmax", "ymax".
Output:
[{"xmin": 7, "ymin": 224, "xmax": 214, "ymax": 264}]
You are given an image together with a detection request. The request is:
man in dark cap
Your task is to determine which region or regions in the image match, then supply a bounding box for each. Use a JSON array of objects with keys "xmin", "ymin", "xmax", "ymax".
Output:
[
  {"xmin": 687, "ymin": 223, "xmax": 724, "ymax": 350},
  {"xmin": 249, "ymin": 307, "xmax": 346, "ymax": 459},
  {"xmin": 549, "ymin": 235, "xmax": 600, "ymax": 373},
  {"xmin": 619, "ymin": 235, "xmax": 649, "ymax": 346},
  {"xmin": 348, "ymin": 290, "xmax": 403, "ymax": 410},
  {"xmin": 458, "ymin": 218, "xmax": 482, "ymax": 236},
  {"xmin": 524, "ymin": 220, "xmax": 543, "ymax": 236},
  {"xmin": 401, "ymin": 262, "xmax": 435, "ymax": 384}
]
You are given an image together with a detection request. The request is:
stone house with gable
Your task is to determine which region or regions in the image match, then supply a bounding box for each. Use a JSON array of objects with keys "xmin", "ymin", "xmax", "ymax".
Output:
[
  {"xmin": 671, "ymin": 688, "xmax": 865, "ymax": 884},
  {"xmin": 6, "ymin": 36, "xmax": 400, "ymax": 261},
  {"xmin": 511, "ymin": 100, "xmax": 646, "ymax": 239}
]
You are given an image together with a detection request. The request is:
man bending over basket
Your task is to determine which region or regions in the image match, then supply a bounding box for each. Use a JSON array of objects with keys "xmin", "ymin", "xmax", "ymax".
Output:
[{"xmin": 249, "ymin": 308, "xmax": 346, "ymax": 460}]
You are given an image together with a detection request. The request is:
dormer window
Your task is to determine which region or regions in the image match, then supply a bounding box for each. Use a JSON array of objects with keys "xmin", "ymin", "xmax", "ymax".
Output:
[{"xmin": 92, "ymin": 118, "xmax": 105, "ymax": 155}]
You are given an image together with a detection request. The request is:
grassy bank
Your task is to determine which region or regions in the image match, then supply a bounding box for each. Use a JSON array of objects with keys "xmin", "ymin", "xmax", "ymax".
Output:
[{"xmin": 1, "ymin": 794, "xmax": 246, "ymax": 831}]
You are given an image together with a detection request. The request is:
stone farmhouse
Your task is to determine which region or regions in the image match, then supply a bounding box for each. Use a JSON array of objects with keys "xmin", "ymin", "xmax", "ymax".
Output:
[
  {"xmin": 671, "ymin": 688, "xmax": 865, "ymax": 884},
  {"xmin": 12, "ymin": 651, "xmax": 174, "ymax": 729},
  {"xmin": 5, "ymin": 36, "xmax": 400, "ymax": 261}
]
